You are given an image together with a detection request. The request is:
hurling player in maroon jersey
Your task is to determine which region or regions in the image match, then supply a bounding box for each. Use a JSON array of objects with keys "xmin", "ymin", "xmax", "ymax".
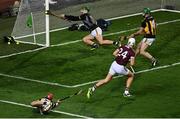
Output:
[
  {"xmin": 87, "ymin": 38, "xmax": 136, "ymax": 98},
  {"xmin": 46, "ymin": 7, "xmax": 119, "ymax": 50}
]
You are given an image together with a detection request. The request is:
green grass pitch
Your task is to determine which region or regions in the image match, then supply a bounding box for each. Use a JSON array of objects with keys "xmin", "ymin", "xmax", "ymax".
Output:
[{"xmin": 0, "ymin": 11, "xmax": 180, "ymax": 118}]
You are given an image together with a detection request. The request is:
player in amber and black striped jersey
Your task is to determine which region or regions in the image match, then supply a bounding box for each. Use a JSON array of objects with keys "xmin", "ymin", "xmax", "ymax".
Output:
[
  {"xmin": 49, "ymin": 7, "xmax": 119, "ymax": 50},
  {"xmin": 129, "ymin": 8, "xmax": 157, "ymax": 67}
]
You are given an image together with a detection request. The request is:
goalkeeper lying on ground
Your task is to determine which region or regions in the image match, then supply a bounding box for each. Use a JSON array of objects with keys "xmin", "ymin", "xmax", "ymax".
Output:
[{"xmin": 31, "ymin": 93, "xmax": 61, "ymax": 115}]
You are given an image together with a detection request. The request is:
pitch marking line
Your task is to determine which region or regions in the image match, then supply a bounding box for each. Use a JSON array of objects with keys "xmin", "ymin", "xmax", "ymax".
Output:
[
  {"xmin": 14, "ymin": 8, "xmax": 179, "ymax": 40},
  {"xmin": 14, "ymin": 9, "xmax": 162, "ymax": 40},
  {"xmin": 0, "ymin": 73, "xmax": 72, "ymax": 88},
  {"xmin": 0, "ymin": 62, "xmax": 180, "ymax": 88},
  {"xmin": 0, "ymin": 47, "xmax": 46, "ymax": 59},
  {"xmin": 0, "ymin": 18, "xmax": 180, "ymax": 59},
  {"xmin": 0, "ymin": 99, "xmax": 92, "ymax": 118},
  {"xmin": 15, "ymin": 9, "xmax": 179, "ymax": 40},
  {"xmin": 50, "ymin": 19, "xmax": 180, "ymax": 47},
  {"xmin": 72, "ymin": 62, "xmax": 180, "ymax": 88}
]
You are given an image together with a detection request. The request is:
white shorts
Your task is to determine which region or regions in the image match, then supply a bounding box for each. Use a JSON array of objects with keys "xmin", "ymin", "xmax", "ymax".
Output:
[
  {"xmin": 108, "ymin": 61, "xmax": 130, "ymax": 76},
  {"xmin": 142, "ymin": 38, "xmax": 155, "ymax": 46},
  {"xmin": 91, "ymin": 27, "xmax": 102, "ymax": 37}
]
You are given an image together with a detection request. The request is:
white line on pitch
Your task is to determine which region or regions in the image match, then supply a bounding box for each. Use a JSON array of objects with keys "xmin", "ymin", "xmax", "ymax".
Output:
[
  {"xmin": 0, "ymin": 99, "xmax": 92, "ymax": 118},
  {"xmin": 0, "ymin": 73, "xmax": 72, "ymax": 88},
  {"xmin": 0, "ymin": 47, "xmax": 46, "ymax": 59},
  {"xmin": 50, "ymin": 19, "xmax": 180, "ymax": 47},
  {"xmin": 70, "ymin": 62, "xmax": 180, "ymax": 88},
  {"xmin": 14, "ymin": 9, "xmax": 162, "ymax": 40},
  {"xmin": 0, "ymin": 19, "xmax": 180, "ymax": 59},
  {"xmin": 0, "ymin": 62, "xmax": 180, "ymax": 88},
  {"xmin": 14, "ymin": 8, "xmax": 177, "ymax": 40}
]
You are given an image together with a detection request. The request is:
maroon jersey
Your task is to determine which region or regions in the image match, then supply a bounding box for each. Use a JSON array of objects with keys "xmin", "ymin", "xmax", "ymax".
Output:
[{"xmin": 115, "ymin": 45, "xmax": 135, "ymax": 66}]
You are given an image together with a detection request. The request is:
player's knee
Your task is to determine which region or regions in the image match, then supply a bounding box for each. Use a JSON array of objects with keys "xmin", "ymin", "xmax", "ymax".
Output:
[
  {"xmin": 140, "ymin": 50, "xmax": 145, "ymax": 55},
  {"xmin": 82, "ymin": 37, "xmax": 88, "ymax": 43},
  {"xmin": 30, "ymin": 102, "xmax": 34, "ymax": 106},
  {"xmin": 128, "ymin": 72, "xmax": 134, "ymax": 77},
  {"xmin": 131, "ymin": 73, "xmax": 134, "ymax": 77}
]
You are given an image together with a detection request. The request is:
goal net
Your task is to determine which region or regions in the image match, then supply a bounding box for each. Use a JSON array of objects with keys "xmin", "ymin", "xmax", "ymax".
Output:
[
  {"xmin": 11, "ymin": 0, "xmax": 180, "ymax": 47},
  {"xmin": 11, "ymin": 0, "xmax": 46, "ymax": 46}
]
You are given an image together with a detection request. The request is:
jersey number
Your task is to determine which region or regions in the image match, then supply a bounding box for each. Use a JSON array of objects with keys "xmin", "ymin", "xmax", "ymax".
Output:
[{"xmin": 118, "ymin": 48, "xmax": 128, "ymax": 59}]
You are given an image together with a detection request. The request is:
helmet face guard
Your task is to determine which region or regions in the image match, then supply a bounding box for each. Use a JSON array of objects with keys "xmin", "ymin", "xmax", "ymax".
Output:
[
  {"xmin": 80, "ymin": 6, "xmax": 90, "ymax": 13},
  {"xmin": 127, "ymin": 38, "xmax": 135, "ymax": 47}
]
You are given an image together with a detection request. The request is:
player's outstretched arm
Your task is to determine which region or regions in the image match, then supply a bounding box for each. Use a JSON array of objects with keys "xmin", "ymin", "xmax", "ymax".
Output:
[
  {"xmin": 129, "ymin": 57, "xmax": 135, "ymax": 73},
  {"xmin": 51, "ymin": 100, "xmax": 62, "ymax": 110},
  {"xmin": 130, "ymin": 57, "xmax": 135, "ymax": 66},
  {"xmin": 119, "ymin": 36, "xmax": 127, "ymax": 41},
  {"xmin": 46, "ymin": 10, "xmax": 81, "ymax": 22},
  {"xmin": 56, "ymin": 100, "xmax": 62, "ymax": 106},
  {"xmin": 64, "ymin": 15, "xmax": 81, "ymax": 21},
  {"xmin": 45, "ymin": 10, "xmax": 65, "ymax": 19},
  {"xmin": 58, "ymin": 14, "xmax": 64, "ymax": 19},
  {"xmin": 129, "ymin": 27, "xmax": 144, "ymax": 38},
  {"xmin": 113, "ymin": 48, "xmax": 120, "ymax": 57}
]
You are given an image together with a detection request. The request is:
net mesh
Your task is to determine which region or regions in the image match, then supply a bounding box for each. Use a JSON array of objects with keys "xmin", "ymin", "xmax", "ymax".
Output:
[
  {"xmin": 162, "ymin": 0, "xmax": 180, "ymax": 10},
  {"xmin": 49, "ymin": 0, "xmax": 162, "ymax": 29},
  {"xmin": 11, "ymin": 0, "xmax": 46, "ymax": 46},
  {"xmin": 11, "ymin": 0, "xmax": 180, "ymax": 46}
]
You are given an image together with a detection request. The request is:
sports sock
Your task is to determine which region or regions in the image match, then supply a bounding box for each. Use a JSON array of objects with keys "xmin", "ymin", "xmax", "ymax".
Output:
[
  {"xmin": 124, "ymin": 87, "xmax": 129, "ymax": 94},
  {"xmin": 92, "ymin": 85, "xmax": 97, "ymax": 92},
  {"xmin": 91, "ymin": 43, "xmax": 99, "ymax": 48},
  {"xmin": 151, "ymin": 57, "xmax": 156, "ymax": 62}
]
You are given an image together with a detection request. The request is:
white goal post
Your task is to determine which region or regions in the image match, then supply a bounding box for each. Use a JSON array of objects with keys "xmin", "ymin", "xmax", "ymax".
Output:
[{"xmin": 45, "ymin": 0, "xmax": 50, "ymax": 47}]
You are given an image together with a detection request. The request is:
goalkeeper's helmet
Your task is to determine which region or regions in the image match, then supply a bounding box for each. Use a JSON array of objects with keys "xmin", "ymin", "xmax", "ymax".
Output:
[
  {"xmin": 47, "ymin": 93, "xmax": 53, "ymax": 100},
  {"xmin": 127, "ymin": 38, "xmax": 135, "ymax": 47}
]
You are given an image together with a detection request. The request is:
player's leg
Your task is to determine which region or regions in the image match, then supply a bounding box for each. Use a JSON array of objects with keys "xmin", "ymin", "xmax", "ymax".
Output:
[
  {"xmin": 123, "ymin": 70, "xmax": 134, "ymax": 97},
  {"xmin": 31, "ymin": 99, "xmax": 45, "ymax": 115},
  {"xmin": 139, "ymin": 42, "xmax": 152, "ymax": 59},
  {"xmin": 95, "ymin": 73, "xmax": 113, "ymax": 89},
  {"xmin": 96, "ymin": 34, "xmax": 112, "ymax": 45},
  {"xmin": 87, "ymin": 61, "xmax": 117, "ymax": 99},
  {"xmin": 93, "ymin": 27, "xmax": 119, "ymax": 46},
  {"xmin": 96, "ymin": 34, "xmax": 119, "ymax": 46},
  {"xmin": 82, "ymin": 34, "xmax": 99, "ymax": 49},
  {"xmin": 87, "ymin": 73, "xmax": 113, "ymax": 99},
  {"xmin": 31, "ymin": 100, "xmax": 43, "ymax": 107},
  {"xmin": 135, "ymin": 41, "xmax": 142, "ymax": 56},
  {"xmin": 139, "ymin": 38, "xmax": 157, "ymax": 66}
]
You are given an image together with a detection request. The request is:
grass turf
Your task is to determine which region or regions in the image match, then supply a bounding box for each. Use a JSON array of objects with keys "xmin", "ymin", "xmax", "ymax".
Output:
[{"xmin": 0, "ymin": 11, "xmax": 180, "ymax": 118}]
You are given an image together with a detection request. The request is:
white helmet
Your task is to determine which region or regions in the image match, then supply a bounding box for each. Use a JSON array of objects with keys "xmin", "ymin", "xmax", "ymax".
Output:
[{"xmin": 127, "ymin": 38, "xmax": 135, "ymax": 46}]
